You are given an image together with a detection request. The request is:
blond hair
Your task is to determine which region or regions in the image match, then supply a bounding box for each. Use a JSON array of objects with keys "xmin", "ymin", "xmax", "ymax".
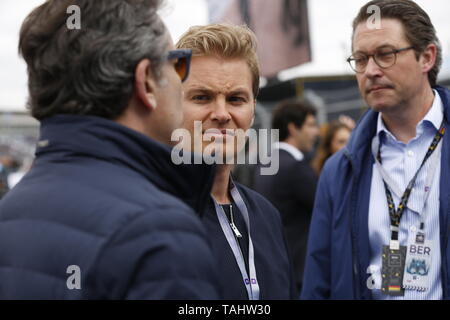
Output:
[{"xmin": 176, "ymin": 23, "xmax": 260, "ymax": 98}]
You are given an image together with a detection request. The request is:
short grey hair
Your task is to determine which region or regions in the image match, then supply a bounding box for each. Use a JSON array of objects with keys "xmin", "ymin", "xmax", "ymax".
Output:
[{"xmin": 19, "ymin": 0, "xmax": 168, "ymax": 120}]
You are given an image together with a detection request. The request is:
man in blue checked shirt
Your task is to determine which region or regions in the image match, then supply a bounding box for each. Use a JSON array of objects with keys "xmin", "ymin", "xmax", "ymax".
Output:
[{"xmin": 302, "ymin": 0, "xmax": 450, "ymax": 300}]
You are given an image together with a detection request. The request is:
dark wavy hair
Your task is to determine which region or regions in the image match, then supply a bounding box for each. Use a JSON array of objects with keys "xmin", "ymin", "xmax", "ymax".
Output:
[
  {"xmin": 352, "ymin": 0, "xmax": 442, "ymax": 86},
  {"xmin": 19, "ymin": 0, "xmax": 167, "ymax": 120},
  {"xmin": 271, "ymin": 98, "xmax": 317, "ymax": 142}
]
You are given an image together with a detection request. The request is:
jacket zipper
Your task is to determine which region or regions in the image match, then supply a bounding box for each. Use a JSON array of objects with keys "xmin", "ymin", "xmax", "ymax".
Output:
[
  {"xmin": 229, "ymin": 205, "xmax": 243, "ymax": 239},
  {"xmin": 345, "ymin": 149, "xmax": 362, "ymax": 300}
]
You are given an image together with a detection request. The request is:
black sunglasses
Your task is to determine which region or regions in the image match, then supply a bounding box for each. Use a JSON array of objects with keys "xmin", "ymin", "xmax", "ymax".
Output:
[{"xmin": 167, "ymin": 49, "xmax": 192, "ymax": 82}]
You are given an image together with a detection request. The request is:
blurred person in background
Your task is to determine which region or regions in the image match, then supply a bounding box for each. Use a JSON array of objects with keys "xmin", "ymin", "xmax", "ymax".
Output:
[
  {"xmin": 253, "ymin": 99, "xmax": 319, "ymax": 296},
  {"xmin": 312, "ymin": 118, "xmax": 353, "ymax": 175},
  {"xmin": 0, "ymin": 160, "xmax": 9, "ymax": 199},
  {"xmin": 176, "ymin": 23, "xmax": 296, "ymax": 300},
  {"xmin": 0, "ymin": 147, "xmax": 22, "ymax": 198},
  {"xmin": 0, "ymin": 0, "xmax": 220, "ymax": 299},
  {"xmin": 0, "ymin": 142, "xmax": 33, "ymax": 193},
  {"xmin": 7, "ymin": 156, "xmax": 32, "ymax": 189}
]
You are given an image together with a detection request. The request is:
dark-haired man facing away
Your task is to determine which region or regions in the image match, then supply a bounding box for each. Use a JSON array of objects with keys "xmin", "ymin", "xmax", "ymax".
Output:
[{"xmin": 0, "ymin": 0, "xmax": 219, "ymax": 299}]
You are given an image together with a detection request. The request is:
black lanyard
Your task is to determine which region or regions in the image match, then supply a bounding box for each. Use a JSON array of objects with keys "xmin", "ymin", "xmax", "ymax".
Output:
[{"xmin": 377, "ymin": 122, "xmax": 446, "ymax": 246}]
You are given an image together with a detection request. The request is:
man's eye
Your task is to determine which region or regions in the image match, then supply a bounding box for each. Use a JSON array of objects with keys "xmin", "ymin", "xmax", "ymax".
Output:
[
  {"xmin": 354, "ymin": 56, "xmax": 367, "ymax": 64},
  {"xmin": 192, "ymin": 95, "xmax": 210, "ymax": 102},
  {"xmin": 377, "ymin": 51, "xmax": 394, "ymax": 58},
  {"xmin": 376, "ymin": 51, "xmax": 395, "ymax": 63},
  {"xmin": 228, "ymin": 96, "xmax": 246, "ymax": 103}
]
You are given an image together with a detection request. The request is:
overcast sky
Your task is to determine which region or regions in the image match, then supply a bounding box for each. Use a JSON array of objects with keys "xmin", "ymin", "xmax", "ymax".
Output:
[{"xmin": 1, "ymin": 0, "xmax": 449, "ymax": 112}]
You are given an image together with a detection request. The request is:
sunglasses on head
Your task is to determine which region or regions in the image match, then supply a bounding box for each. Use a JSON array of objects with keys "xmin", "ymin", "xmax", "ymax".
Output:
[{"xmin": 167, "ymin": 49, "xmax": 192, "ymax": 82}]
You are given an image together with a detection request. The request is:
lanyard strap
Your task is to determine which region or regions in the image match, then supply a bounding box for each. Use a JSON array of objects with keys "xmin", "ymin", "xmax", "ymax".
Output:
[
  {"xmin": 213, "ymin": 182, "xmax": 260, "ymax": 300},
  {"xmin": 372, "ymin": 122, "xmax": 445, "ymax": 247}
]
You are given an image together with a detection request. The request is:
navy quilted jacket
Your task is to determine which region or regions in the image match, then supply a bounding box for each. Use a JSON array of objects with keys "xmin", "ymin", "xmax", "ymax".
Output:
[{"xmin": 0, "ymin": 115, "xmax": 220, "ymax": 299}]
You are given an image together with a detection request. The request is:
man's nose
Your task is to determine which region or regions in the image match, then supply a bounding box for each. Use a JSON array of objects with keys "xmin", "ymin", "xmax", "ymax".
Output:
[
  {"xmin": 364, "ymin": 56, "xmax": 383, "ymax": 78},
  {"xmin": 314, "ymin": 126, "xmax": 320, "ymax": 137},
  {"xmin": 211, "ymin": 98, "xmax": 231, "ymax": 123}
]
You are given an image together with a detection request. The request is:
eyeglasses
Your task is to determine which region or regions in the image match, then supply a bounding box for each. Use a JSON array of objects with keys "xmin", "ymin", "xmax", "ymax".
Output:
[
  {"xmin": 347, "ymin": 46, "xmax": 415, "ymax": 73},
  {"xmin": 167, "ymin": 49, "xmax": 192, "ymax": 82}
]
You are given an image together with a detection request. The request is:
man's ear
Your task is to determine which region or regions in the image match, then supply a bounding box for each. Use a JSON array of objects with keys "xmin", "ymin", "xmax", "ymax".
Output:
[
  {"xmin": 134, "ymin": 59, "xmax": 158, "ymax": 110},
  {"xmin": 287, "ymin": 122, "xmax": 299, "ymax": 137},
  {"xmin": 420, "ymin": 43, "xmax": 437, "ymax": 74}
]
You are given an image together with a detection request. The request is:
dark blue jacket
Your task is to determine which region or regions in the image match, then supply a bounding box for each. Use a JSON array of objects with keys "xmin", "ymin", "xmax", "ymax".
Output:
[
  {"xmin": 302, "ymin": 86, "xmax": 450, "ymax": 300},
  {"xmin": 0, "ymin": 115, "xmax": 220, "ymax": 299},
  {"xmin": 202, "ymin": 182, "xmax": 296, "ymax": 299}
]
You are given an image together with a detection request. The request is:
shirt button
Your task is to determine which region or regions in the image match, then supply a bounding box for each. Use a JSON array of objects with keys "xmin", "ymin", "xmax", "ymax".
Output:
[
  {"xmin": 407, "ymin": 150, "xmax": 414, "ymax": 157},
  {"xmin": 411, "ymin": 226, "xmax": 417, "ymax": 232}
]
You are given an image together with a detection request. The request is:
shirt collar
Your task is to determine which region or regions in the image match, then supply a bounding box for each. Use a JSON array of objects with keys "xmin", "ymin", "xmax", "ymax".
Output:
[
  {"xmin": 376, "ymin": 89, "xmax": 444, "ymax": 141},
  {"xmin": 273, "ymin": 142, "xmax": 304, "ymax": 161}
]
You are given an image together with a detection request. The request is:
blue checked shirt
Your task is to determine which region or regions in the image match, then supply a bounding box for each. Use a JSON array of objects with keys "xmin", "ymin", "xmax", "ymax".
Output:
[{"xmin": 369, "ymin": 90, "xmax": 444, "ymax": 300}]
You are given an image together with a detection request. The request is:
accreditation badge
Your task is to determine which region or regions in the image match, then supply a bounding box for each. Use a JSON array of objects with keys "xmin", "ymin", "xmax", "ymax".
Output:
[
  {"xmin": 402, "ymin": 231, "xmax": 432, "ymax": 292},
  {"xmin": 381, "ymin": 245, "xmax": 407, "ymax": 296}
]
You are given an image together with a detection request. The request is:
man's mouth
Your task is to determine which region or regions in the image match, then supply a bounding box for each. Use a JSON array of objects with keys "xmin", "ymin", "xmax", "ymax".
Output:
[
  {"xmin": 367, "ymin": 85, "xmax": 392, "ymax": 94},
  {"xmin": 203, "ymin": 129, "xmax": 235, "ymax": 138}
]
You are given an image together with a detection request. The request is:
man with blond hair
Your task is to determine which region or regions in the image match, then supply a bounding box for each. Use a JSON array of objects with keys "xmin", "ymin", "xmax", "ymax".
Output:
[{"xmin": 176, "ymin": 24, "xmax": 296, "ymax": 299}]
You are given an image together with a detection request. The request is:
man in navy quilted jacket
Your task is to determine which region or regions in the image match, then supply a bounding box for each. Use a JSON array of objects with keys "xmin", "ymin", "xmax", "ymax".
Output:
[{"xmin": 0, "ymin": 0, "xmax": 220, "ymax": 299}]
